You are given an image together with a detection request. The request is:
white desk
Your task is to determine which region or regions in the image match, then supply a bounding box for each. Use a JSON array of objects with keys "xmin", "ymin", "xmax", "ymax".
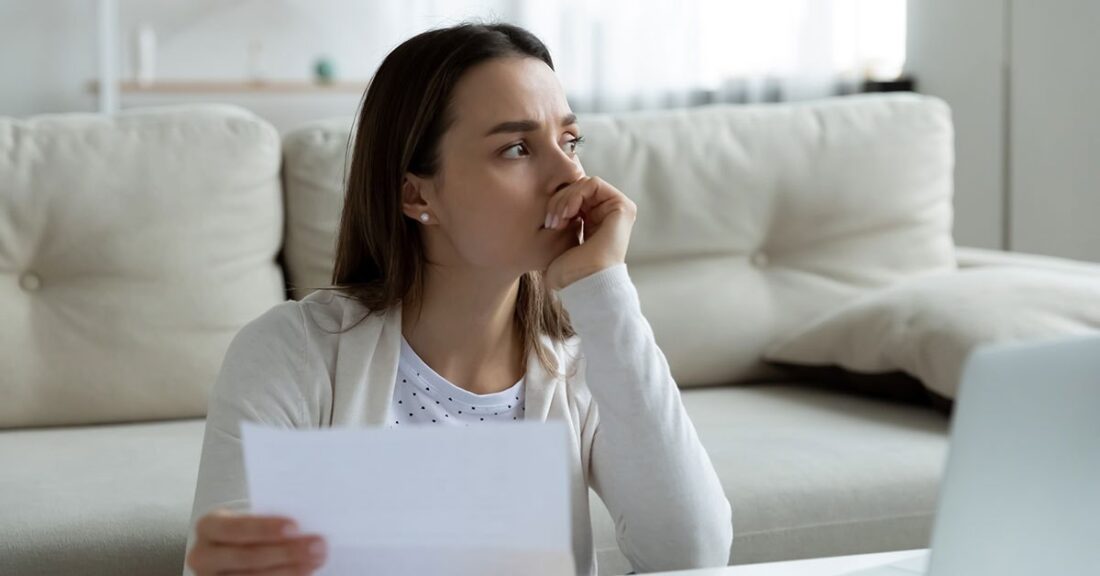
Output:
[{"xmin": 651, "ymin": 549, "xmax": 929, "ymax": 576}]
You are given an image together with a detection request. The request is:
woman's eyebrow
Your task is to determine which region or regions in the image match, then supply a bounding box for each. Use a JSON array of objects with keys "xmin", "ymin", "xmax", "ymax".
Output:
[{"xmin": 483, "ymin": 113, "xmax": 578, "ymax": 137}]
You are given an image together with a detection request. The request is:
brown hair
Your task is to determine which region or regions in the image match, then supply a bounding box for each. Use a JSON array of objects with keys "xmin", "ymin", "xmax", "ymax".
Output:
[{"xmin": 324, "ymin": 22, "xmax": 576, "ymax": 377}]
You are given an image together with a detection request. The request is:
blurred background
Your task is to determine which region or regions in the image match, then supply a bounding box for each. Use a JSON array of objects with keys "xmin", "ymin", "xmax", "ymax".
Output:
[
  {"xmin": 1, "ymin": 0, "xmax": 1097, "ymax": 262},
  {"xmin": 0, "ymin": 0, "xmax": 910, "ymax": 120}
]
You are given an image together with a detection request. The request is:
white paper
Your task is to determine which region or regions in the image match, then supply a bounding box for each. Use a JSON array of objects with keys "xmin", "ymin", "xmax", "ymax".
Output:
[{"xmin": 241, "ymin": 420, "xmax": 575, "ymax": 575}]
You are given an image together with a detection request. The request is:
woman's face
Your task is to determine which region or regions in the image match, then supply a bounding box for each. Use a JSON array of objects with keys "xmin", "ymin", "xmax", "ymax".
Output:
[{"xmin": 403, "ymin": 56, "xmax": 586, "ymax": 277}]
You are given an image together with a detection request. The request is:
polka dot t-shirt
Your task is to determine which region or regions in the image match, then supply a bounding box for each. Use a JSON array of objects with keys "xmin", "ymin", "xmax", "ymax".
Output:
[{"xmin": 388, "ymin": 336, "xmax": 526, "ymax": 427}]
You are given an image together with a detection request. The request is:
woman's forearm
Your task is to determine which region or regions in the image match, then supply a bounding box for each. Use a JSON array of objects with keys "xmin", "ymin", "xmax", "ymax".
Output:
[{"xmin": 557, "ymin": 263, "xmax": 733, "ymax": 572}]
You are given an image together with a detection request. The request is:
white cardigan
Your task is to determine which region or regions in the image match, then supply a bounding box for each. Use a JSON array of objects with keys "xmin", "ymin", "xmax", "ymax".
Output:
[{"xmin": 184, "ymin": 263, "xmax": 732, "ymax": 576}]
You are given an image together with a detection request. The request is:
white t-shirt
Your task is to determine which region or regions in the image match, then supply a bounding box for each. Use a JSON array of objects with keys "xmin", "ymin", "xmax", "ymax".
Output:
[{"xmin": 388, "ymin": 335, "xmax": 526, "ymax": 427}]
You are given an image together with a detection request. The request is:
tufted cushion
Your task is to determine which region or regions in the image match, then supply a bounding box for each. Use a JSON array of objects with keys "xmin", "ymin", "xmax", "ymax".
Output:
[
  {"xmin": 281, "ymin": 93, "xmax": 957, "ymax": 386},
  {"xmin": 0, "ymin": 105, "xmax": 286, "ymax": 428}
]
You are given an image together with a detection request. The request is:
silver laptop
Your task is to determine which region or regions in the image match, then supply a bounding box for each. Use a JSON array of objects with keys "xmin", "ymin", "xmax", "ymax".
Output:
[{"xmin": 851, "ymin": 334, "xmax": 1100, "ymax": 576}]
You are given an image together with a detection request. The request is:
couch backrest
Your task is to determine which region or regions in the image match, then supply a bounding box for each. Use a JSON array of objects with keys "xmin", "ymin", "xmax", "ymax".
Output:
[
  {"xmin": 0, "ymin": 105, "xmax": 286, "ymax": 428},
  {"xmin": 281, "ymin": 93, "xmax": 957, "ymax": 387}
]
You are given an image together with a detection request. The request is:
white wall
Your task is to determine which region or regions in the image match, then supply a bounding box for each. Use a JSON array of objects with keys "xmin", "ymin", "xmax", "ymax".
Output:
[
  {"xmin": 113, "ymin": 0, "xmax": 487, "ymax": 82},
  {"xmin": 906, "ymin": 0, "xmax": 1100, "ymax": 262},
  {"xmin": 0, "ymin": 0, "xmax": 510, "ymax": 122},
  {"xmin": 1010, "ymin": 0, "xmax": 1100, "ymax": 262},
  {"xmin": 904, "ymin": 0, "xmax": 1007, "ymax": 251},
  {"xmin": 0, "ymin": 0, "xmax": 99, "ymax": 116}
]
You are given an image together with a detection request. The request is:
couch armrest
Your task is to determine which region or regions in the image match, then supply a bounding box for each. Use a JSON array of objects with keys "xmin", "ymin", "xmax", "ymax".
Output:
[{"xmin": 955, "ymin": 246, "xmax": 1100, "ymax": 277}]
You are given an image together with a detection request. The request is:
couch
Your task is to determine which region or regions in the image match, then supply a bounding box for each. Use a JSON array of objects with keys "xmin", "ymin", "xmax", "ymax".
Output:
[{"xmin": 3, "ymin": 93, "xmax": 1098, "ymax": 575}]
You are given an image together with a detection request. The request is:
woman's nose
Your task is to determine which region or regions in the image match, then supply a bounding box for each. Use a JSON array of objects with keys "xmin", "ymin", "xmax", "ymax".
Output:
[
  {"xmin": 553, "ymin": 172, "xmax": 583, "ymax": 195},
  {"xmin": 551, "ymin": 156, "xmax": 585, "ymax": 194}
]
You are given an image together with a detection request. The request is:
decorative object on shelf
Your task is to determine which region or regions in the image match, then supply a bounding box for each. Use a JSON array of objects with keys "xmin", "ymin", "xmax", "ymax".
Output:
[
  {"xmin": 313, "ymin": 56, "xmax": 336, "ymax": 84},
  {"xmin": 862, "ymin": 74, "xmax": 917, "ymax": 93}
]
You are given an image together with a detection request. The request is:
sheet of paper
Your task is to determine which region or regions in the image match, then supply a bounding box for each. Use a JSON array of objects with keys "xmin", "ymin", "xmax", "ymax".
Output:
[{"xmin": 241, "ymin": 420, "xmax": 575, "ymax": 576}]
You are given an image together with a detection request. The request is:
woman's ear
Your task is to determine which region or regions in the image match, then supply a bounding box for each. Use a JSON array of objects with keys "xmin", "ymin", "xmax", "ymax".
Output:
[{"xmin": 401, "ymin": 174, "xmax": 433, "ymax": 223}]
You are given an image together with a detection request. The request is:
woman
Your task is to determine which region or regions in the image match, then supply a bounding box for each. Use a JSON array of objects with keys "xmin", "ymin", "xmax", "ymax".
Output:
[{"xmin": 184, "ymin": 22, "xmax": 731, "ymax": 576}]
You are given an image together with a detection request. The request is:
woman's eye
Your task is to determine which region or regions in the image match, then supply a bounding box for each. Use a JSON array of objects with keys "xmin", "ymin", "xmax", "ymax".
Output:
[
  {"xmin": 502, "ymin": 143, "xmax": 529, "ymax": 159},
  {"xmin": 566, "ymin": 135, "xmax": 586, "ymax": 155},
  {"xmin": 501, "ymin": 136, "xmax": 585, "ymax": 159}
]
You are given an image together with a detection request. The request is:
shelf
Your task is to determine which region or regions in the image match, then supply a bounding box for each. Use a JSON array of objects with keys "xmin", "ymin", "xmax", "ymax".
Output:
[{"xmin": 86, "ymin": 80, "xmax": 369, "ymax": 94}]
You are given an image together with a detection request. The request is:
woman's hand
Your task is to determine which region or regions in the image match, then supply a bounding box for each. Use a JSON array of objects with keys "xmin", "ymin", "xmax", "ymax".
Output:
[
  {"xmin": 186, "ymin": 509, "xmax": 327, "ymax": 576},
  {"xmin": 543, "ymin": 176, "xmax": 637, "ymax": 291}
]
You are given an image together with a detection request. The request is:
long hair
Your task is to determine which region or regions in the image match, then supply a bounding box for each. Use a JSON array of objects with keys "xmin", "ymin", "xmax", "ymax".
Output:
[{"xmin": 324, "ymin": 22, "xmax": 576, "ymax": 377}]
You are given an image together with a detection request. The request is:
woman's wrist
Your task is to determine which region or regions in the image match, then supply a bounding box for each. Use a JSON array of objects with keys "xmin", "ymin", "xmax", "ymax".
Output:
[{"xmin": 549, "ymin": 260, "xmax": 618, "ymax": 292}]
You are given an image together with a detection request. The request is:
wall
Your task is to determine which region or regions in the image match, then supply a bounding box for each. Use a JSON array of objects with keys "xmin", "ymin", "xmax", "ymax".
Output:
[
  {"xmin": 0, "ymin": 0, "xmax": 99, "ymax": 117},
  {"xmin": 0, "ymin": 0, "xmax": 507, "ymax": 123},
  {"xmin": 906, "ymin": 0, "xmax": 1100, "ymax": 262},
  {"xmin": 904, "ymin": 0, "xmax": 1007, "ymax": 251},
  {"xmin": 1010, "ymin": 0, "xmax": 1100, "ymax": 262}
]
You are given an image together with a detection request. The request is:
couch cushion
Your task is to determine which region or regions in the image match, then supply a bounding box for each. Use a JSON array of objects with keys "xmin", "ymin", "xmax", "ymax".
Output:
[
  {"xmin": 281, "ymin": 94, "xmax": 956, "ymax": 387},
  {"xmin": 281, "ymin": 118, "xmax": 353, "ymax": 300},
  {"xmin": 764, "ymin": 267, "xmax": 1100, "ymax": 399},
  {"xmin": 0, "ymin": 105, "xmax": 286, "ymax": 428},
  {"xmin": 0, "ymin": 419, "xmax": 205, "ymax": 576},
  {"xmin": 591, "ymin": 384, "xmax": 948, "ymax": 574}
]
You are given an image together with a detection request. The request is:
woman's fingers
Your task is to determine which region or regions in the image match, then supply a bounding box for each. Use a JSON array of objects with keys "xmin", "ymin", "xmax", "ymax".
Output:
[
  {"xmin": 545, "ymin": 177, "xmax": 582, "ymax": 222},
  {"xmin": 187, "ymin": 509, "xmax": 328, "ymax": 575},
  {"xmin": 221, "ymin": 566, "xmax": 318, "ymax": 576},
  {"xmin": 587, "ymin": 199, "xmax": 635, "ymax": 227},
  {"xmin": 221, "ymin": 565, "xmax": 321, "ymax": 576},
  {"xmin": 558, "ymin": 178, "xmax": 595, "ymax": 223},
  {"xmin": 198, "ymin": 510, "xmax": 297, "ymax": 545},
  {"xmin": 546, "ymin": 177, "xmax": 593, "ymax": 225},
  {"xmin": 548, "ymin": 176, "xmax": 625, "ymax": 229},
  {"xmin": 560, "ymin": 186, "xmax": 593, "ymax": 225},
  {"xmin": 201, "ymin": 536, "xmax": 325, "ymax": 572}
]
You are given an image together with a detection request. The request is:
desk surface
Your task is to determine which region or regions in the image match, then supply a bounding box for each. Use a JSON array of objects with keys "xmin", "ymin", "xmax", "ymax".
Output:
[{"xmin": 651, "ymin": 549, "xmax": 929, "ymax": 576}]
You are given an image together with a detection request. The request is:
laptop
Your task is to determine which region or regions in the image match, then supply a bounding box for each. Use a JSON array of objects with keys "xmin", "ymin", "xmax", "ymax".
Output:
[{"xmin": 849, "ymin": 333, "xmax": 1100, "ymax": 576}]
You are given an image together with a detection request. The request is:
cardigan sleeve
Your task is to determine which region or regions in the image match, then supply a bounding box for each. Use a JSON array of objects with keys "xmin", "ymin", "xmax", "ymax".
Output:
[
  {"xmin": 556, "ymin": 263, "xmax": 733, "ymax": 573},
  {"xmin": 182, "ymin": 301, "xmax": 311, "ymax": 576}
]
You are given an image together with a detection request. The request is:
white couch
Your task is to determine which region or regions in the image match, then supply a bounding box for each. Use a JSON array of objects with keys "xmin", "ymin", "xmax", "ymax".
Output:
[{"xmin": 3, "ymin": 93, "xmax": 1097, "ymax": 575}]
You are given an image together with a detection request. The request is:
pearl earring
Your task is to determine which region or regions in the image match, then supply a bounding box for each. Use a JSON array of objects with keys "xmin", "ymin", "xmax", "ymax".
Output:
[{"xmin": 419, "ymin": 213, "xmax": 429, "ymax": 222}]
